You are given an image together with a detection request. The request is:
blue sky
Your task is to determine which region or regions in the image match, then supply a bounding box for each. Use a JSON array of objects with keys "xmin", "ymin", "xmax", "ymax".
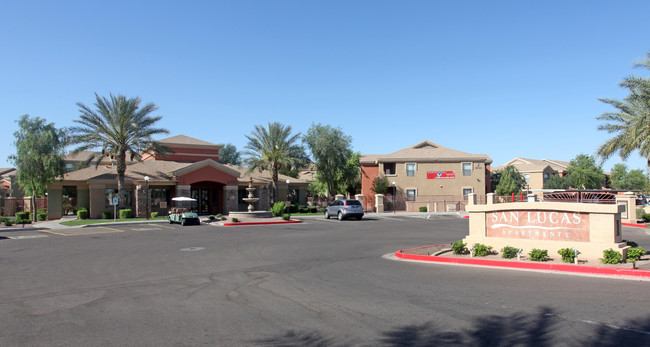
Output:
[{"xmin": 1, "ymin": 1, "xmax": 649, "ymax": 172}]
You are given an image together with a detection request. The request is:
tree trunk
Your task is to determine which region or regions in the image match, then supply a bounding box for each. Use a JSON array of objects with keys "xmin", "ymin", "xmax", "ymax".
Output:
[
  {"xmin": 117, "ymin": 152, "xmax": 127, "ymax": 210},
  {"xmin": 271, "ymin": 165, "xmax": 279, "ymax": 204},
  {"xmin": 32, "ymin": 192, "xmax": 37, "ymax": 222}
]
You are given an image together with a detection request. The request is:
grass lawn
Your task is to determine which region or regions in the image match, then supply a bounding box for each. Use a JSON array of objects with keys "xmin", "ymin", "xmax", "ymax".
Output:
[{"xmin": 60, "ymin": 217, "xmax": 168, "ymax": 226}]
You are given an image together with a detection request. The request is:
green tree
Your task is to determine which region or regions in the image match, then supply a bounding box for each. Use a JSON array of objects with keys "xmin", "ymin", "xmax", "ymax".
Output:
[
  {"xmin": 597, "ymin": 52, "xmax": 650, "ymax": 166},
  {"xmin": 370, "ymin": 175, "xmax": 390, "ymax": 195},
  {"xmin": 565, "ymin": 154, "xmax": 605, "ymax": 189},
  {"xmin": 495, "ymin": 165, "xmax": 525, "ymax": 196},
  {"xmin": 9, "ymin": 115, "xmax": 67, "ymax": 221},
  {"xmin": 490, "ymin": 170, "xmax": 501, "ymax": 193},
  {"xmin": 218, "ymin": 143, "xmax": 241, "ymax": 165},
  {"xmin": 609, "ymin": 163, "xmax": 647, "ymax": 190},
  {"xmin": 303, "ymin": 123, "xmax": 356, "ymax": 198},
  {"xmin": 69, "ymin": 93, "xmax": 169, "ymax": 209},
  {"xmin": 543, "ymin": 174, "xmax": 570, "ymax": 189},
  {"xmin": 243, "ymin": 122, "xmax": 304, "ymax": 203}
]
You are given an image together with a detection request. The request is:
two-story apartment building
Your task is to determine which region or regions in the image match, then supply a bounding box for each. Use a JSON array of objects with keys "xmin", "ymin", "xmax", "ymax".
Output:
[
  {"xmin": 360, "ymin": 140, "xmax": 492, "ymax": 212},
  {"xmin": 494, "ymin": 158, "xmax": 569, "ymax": 191}
]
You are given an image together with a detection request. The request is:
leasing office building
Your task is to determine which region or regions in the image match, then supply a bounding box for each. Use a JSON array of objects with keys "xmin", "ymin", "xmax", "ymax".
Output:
[
  {"xmin": 360, "ymin": 140, "xmax": 492, "ymax": 212},
  {"xmin": 47, "ymin": 135, "xmax": 308, "ymax": 219}
]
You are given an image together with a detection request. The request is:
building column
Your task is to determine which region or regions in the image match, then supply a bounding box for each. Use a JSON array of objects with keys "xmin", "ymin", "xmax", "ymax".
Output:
[
  {"xmin": 47, "ymin": 183, "xmax": 63, "ymax": 220},
  {"xmin": 335, "ymin": 194, "xmax": 344, "ymax": 200},
  {"xmin": 135, "ymin": 184, "xmax": 146, "ymax": 218},
  {"xmin": 375, "ymin": 194, "xmax": 385, "ymax": 213},
  {"xmin": 223, "ymin": 185, "xmax": 238, "ymax": 214},
  {"xmin": 89, "ymin": 184, "xmax": 106, "ymax": 219},
  {"xmin": 355, "ymin": 194, "xmax": 364, "ymax": 209}
]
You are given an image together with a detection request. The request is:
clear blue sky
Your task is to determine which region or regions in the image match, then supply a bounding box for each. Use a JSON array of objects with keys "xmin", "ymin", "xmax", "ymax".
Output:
[{"xmin": 2, "ymin": 1, "xmax": 649, "ymax": 172}]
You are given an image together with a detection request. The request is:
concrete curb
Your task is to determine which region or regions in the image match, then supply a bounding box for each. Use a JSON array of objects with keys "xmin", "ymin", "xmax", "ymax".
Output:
[
  {"xmin": 394, "ymin": 245, "xmax": 650, "ymax": 279},
  {"xmin": 222, "ymin": 220, "xmax": 302, "ymax": 226}
]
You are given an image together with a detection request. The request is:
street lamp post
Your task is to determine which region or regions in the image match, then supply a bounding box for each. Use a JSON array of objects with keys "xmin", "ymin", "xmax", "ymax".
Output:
[
  {"xmin": 144, "ymin": 176, "xmax": 150, "ymax": 219},
  {"xmin": 286, "ymin": 179, "xmax": 291, "ymax": 220}
]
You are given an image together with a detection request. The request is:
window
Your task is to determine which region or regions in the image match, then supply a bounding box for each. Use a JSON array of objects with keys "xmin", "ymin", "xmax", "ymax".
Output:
[
  {"xmin": 406, "ymin": 189, "xmax": 416, "ymax": 201},
  {"xmin": 384, "ymin": 163, "xmax": 396, "ymax": 175},
  {"xmin": 462, "ymin": 163, "xmax": 472, "ymax": 176},
  {"xmin": 463, "ymin": 188, "xmax": 473, "ymax": 200},
  {"xmin": 543, "ymin": 173, "xmax": 549, "ymax": 183},
  {"xmin": 406, "ymin": 163, "xmax": 416, "ymax": 177},
  {"xmin": 105, "ymin": 189, "xmax": 132, "ymax": 207}
]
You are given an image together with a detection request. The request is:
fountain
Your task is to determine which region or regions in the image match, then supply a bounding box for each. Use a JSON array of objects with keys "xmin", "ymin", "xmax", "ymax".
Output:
[{"xmin": 229, "ymin": 178, "xmax": 273, "ymax": 219}]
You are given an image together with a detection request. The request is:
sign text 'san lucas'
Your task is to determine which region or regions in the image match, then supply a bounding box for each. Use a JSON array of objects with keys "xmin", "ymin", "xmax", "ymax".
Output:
[{"xmin": 485, "ymin": 210, "xmax": 590, "ymax": 242}]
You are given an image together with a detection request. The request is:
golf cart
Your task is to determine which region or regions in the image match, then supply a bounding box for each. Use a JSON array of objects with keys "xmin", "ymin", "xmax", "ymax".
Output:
[{"xmin": 169, "ymin": 197, "xmax": 200, "ymax": 226}]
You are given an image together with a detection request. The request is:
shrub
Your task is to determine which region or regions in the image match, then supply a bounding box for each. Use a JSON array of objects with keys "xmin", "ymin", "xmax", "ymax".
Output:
[
  {"xmin": 529, "ymin": 249, "xmax": 549, "ymax": 262},
  {"xmin": 282, "ymin": 214, "xmax": 290, "ymax": 221},
  {"xmin": 472, "ymin": 243, "xmax": 493, "ymax": 257},
  {"xmin": 4, "ymin": 219, "xmax": 13, "ymax": 227},
  {"xmin": 119, "ymin": 209, "xmax": 133, "ymax": 219},
  {"xmin": 309, "ymin": 207, "xmax": 318, "ymax": 213},
  {"xmin": 15, "ymin": 211, "xmax": 30, "ymax": 221},
  {"xmin": 270, "ymin": 202, "xmax": 285, "ymax": 217},
  {"xmin": 37, "ymin": 211, "xmax": 48, "ymax": 221},
  {"xmin": 638, "ymin": 209, "xmax": 647, "ymax": 220},
  {"xmin": 77, "ymin": 208, "xmax": 89, "ymax": 220},
  {"xmin": 16, "ymin": 218, "xmax": 31, "ymax": 225},
  {"xmin": 501, "ymin": 246, "xmax": 519, "ymax": 259},
  {"xmin": 642, "ymin": 213, "xmax": 650, "ymax": 222},
  {"xmin": 102, "ymin": 211, "xmax": 112, "ymax": 219},
  {"xmin": 221, "ymin": 216, "xmax": 227, "ymax": 221},
  {"xmin": 0, "ymin": 216, "xmax": 8, "ymax": 224},
  {"xmin": 208, "ymin": 215, "xmax": 216, "ymax": 220},
  {"xmin": 298, "ymin": 205, "xmax": 309, "ymax": 213},
  {"xmin": 419, "ymin": 206, "xmax": 427, "ymax": 212},
  {"xmin": 602, "ymin": 248, "xmax": 622, "ymax": 264},
  {"xmin": 558, "ymin": 248, "xmax": 580, "ymax": 263},
  {"xmin": 231, "ymin": 217, "xmax": 239, "ymax": 223},
  {"xmin": 624, "ymin": 240, "xmax": 639, "ymax": 248},
  {"xmin": 151, "ymin": 212, "xmax": 159, "ymax": 218},
  {"xmin": 627, "ymin": 247, "xmax": 646, "ymax": 262},
  {"xmin": 452, "ymin": 240, "xmax": 467, "ymax": 255}
]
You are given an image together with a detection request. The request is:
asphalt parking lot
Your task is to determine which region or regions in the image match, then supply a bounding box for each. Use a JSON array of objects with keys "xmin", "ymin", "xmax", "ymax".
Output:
[{"xmin": 1, "ymin": 215, "xmax": 649, "ymax": 345}]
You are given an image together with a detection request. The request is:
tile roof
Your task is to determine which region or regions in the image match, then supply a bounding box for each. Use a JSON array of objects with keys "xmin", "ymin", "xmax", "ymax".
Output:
[
  {"xmin": 159, "ymin": 135, "xmax": 219, "ymax": 147},
  {"xmin": 360, "ymin": 140, "xmax": 492, "ymax": 164},
  {"xmin": 494, "ymin": 158, "xmax": 570, "ymax": 172}
]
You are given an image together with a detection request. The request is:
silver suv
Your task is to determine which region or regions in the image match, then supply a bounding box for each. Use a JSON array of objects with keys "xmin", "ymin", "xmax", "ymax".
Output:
[{"xmin": 325, "ymin": 199, "xmax": 364, "ymax": 220}]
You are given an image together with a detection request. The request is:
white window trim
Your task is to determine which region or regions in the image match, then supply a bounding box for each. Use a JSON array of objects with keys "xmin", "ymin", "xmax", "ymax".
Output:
[
  {"xmin": 406, "ymin": 188, "xmax": 417, "ymax": 201},
  {"xmin": 462, "ymin": 187, "xmax": 473, "ymax": 200},
  {"xmin": 462, "ymin": 162, "xmax": 472, "ymax": 176}
]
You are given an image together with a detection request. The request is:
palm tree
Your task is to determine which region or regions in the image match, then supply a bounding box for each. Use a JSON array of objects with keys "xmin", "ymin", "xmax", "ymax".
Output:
[
  {"xmin": 69, "ymin": 93, "xmax": 169, "ymax": 208},
  {"xmin": 243, "ymin": 122, "xmax": 305, "ymax": 203},
  {"xmin": 597, "ymin": 53, "xmax": 650, "ymax": 165}
]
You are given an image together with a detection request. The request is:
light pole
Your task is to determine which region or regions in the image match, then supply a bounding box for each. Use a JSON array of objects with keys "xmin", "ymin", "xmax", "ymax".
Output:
[
  {"xmin": 144, "ymin": 176, "xmax": 150, "ymax": 219},
  {"xmin": 286, "ymin": 179, "xmax": 291, "ymax": 220},
  {"xmin": 392, "ymin": 181, "xmax": 396, "ymax": 214}
]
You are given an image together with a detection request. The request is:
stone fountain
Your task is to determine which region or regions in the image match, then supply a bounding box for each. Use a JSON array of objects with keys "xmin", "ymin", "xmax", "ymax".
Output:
[{"xmin": 229, "ymin": 178, "xmax": 273, "ymax": 219}]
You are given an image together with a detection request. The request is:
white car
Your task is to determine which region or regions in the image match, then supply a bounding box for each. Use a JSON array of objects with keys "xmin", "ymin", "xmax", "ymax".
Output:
[{"xmin": 325, "ymin": 199, "xmax": 364, "ymax": 220}]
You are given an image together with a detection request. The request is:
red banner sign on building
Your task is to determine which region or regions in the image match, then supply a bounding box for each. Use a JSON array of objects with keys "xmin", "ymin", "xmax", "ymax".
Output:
[
  {"xmin": 427, "ymin": 171, "xmax": 455, "ymax": 179},
  {"xmin": 485, "ymin": 210, "xmax": 590, "ymax": 242}
]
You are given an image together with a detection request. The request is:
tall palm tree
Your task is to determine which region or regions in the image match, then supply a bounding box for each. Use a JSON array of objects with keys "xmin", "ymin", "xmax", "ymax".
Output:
[
  {"xmin": 69, "ymin": 93, "xmax": 169, "ymax": 208},
  {"xmin": 243, "ymin": 122, "xmax": 305, "ymax": 203},
  {"xmin": 597, "ymin": 53, "xmax": 650, "ymax": 165}
]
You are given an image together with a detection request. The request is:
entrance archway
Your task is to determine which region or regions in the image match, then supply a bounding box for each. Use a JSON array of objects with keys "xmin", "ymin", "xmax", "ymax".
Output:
[{"xmin": 190, "ymin": 181, "xmax": 224, "ymax": 215}]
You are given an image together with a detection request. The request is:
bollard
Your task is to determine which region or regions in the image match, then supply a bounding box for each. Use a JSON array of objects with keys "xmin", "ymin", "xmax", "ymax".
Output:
[
  {"xmin": 574, "ymin": 249, "xmax": 579, "ymax": 264},
  {"xmin": 517, "ymin": 248, "xmax": 523, "ymax": 261},
  {"xmin": 470, "ymin": 244, "xmax": 476, "ymax": 257}
]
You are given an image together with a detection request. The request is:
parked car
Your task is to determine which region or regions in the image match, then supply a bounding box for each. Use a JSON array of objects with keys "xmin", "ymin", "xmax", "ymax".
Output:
[
  {"xmin": 636, "ymin": 195, "xmax": 647, "ymax": 206},
  {"xmin": 325, "ymin": 199, "xmax": 364, "ymax": 220}
]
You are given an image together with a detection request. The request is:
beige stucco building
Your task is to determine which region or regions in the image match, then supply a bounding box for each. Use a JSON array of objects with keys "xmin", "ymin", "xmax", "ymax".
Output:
[
  {"xmin": 360, "ymin": 140, "xmax": 492, "ymax": 212},
  {"xmin": 494, "ymin": 158, "xmax": 569, "ymax": 191}
]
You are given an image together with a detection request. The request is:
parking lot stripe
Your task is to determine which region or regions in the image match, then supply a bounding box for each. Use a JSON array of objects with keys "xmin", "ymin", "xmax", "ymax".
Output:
[
  {"xmin": 40, "ymin": 230, "xmax": 68, "ymax": 236},
  {"xmin": 150, "ymin": 223, "xmax": 175, "ymax": 229}
]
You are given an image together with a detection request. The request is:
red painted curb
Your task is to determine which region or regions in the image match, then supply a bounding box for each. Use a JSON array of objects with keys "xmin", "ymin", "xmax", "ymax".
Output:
[
  {"xmin": 622, "ymin": 222, "xmax": 648, "ymax": 228},
  {"xmin": 223, "ymin": 220, "xmax": 302, "ymax": 226},
  {"xmin": 395, "ymin": 248, "xmax": 650, "ymax": 279}
]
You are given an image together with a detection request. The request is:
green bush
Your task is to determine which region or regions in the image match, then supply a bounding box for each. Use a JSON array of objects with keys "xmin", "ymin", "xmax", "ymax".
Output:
[
  {"xmin": 528, "ymin": 249, "xmax": 549, "ymax": 262},
  {"xmin": 4, "ymin": 219, "xmax": 13, "ymax": 227},
  {"xmin": 15, "ymin": 218, "xmax": 31, "ymax": 225},
  {"xmin": 601, "ymin": 248, "xmax": 622, "ymax": 264},
  {"xmin": 77, "ymin": 208, "xmax": 89, "ymax": 220},
  {"xmin": 472, "ymin": 243, "xmax": 493, "ymax": 257},
  {"xmin": 0, "ymin": 216, "xmax": 8, "ymax": 224},
  {"xmin": 627, "ymin": 247, "xmax": 646, "ymax": 262},
  {"xmin": 15, "ymin": 211, "xmax": 30, "ymax": 220},
  {"xmin": 501, "ymin": 246, "xmax": 519, "ymax": 259},
  {"xmin": 419, "ymin": 206, "xmax": 427, "ymax": 212},
  {"xmin": 298, "ymin": 205, "xmax": 309, "ymax": 213},
  {"xmin": 231, "ymin": 217, "xmax": 239, "ymax": 223},
  {"xmin": 216, "ymin": 214, "xmax": 222, "ymax": 219},
  {"xmin": 102, "ymin": 211, "xmax": 112, "ymax": 219},
  {"xmin": 151, "ymin": 212, "xmax": 159, "ymax": 218},
  {"xmin": 557, "ymin": 248, "xmax": 580, "ymax": 263},
  {"xmin": 624, "ymin": 240, "xmax": 639, "ymax": 248},
  {"xmin": 221, "ymin": 216, "xmax": 227, "ymax": 221},
  {"xmin": 282, "ymin": 214, "xmax": 290, "ymax": 221},
  {"xmin": 119, "ymin": 209, "xmax": 133, "ymax": 219},
  {"xmin": 642, "ymin": 213, "xmax": 650, "ymax": 222},
  {"xmin": 37, "ymin": 211, "xmax": 48, "ymax": 221},
  {"xmin": 208, "ymin": 215, "xmax": 216, "ymax": 220},
  {"xmin": 452, "ymin": 240, "xmax": 467, "ymax": 255},
  {"xmin": 270, "ymin": 202, "xmax": 285, "ymax": 217}
]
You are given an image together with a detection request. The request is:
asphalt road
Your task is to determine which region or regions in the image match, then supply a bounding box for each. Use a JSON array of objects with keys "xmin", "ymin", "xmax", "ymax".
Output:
[{"xmin": 1, "ymin": 215, "xmax": 649, "ymax": 346}]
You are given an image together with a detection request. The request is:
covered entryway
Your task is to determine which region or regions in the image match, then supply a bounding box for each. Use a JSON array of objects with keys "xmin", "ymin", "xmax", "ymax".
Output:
[{"xmin": 190, "ymin": 181, "xmax": 224, "ymax": 215}]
